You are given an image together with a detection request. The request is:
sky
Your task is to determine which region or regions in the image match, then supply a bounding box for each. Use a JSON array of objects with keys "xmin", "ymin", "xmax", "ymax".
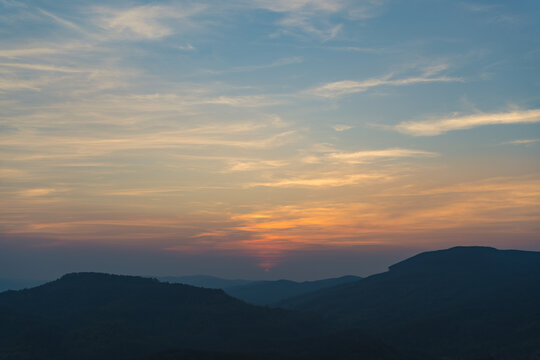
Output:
[{"xmin": 1, "ymin": 0, "xmax": 539, "ymax": 281}]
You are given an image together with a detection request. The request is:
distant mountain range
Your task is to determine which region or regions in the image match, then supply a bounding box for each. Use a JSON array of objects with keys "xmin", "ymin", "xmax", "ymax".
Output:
[
  {"xmin": 158, "ymin": 275, "xmax": 253, "ymax": 290},
  {"xmin": 1, "ymin": 246, "xmax": 539, "ymax": 359},
  {"xmin": 161, "ymin": 274, "xmax": 362, "ymax": 305}
]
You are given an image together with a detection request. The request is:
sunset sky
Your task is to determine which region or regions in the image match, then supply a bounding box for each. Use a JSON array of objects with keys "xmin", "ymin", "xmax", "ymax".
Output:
[{"xmin": 1, "ymin": 0, "xmax": 539, "ymax": 280}]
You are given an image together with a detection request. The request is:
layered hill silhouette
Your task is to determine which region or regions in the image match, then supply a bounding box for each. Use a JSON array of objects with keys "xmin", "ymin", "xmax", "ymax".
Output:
[
  {"xmin": 158, "ymin": 275, "xmax": 253, "ymax": 290},
  {"xmin": 0, "ymin": 272, "xmax": 403, "ymax": 360},
  {"xmin": 281, "ymin": 246, "xmax": 540, "ymax": 359},
  {"xmin": 224, "ymin": 276, "xmax": 362, "ymax": 306},
  {"xmin": 1, "ymin": 246, "xmax": 539, "ymax": 359},
  {"xmin": 162, "ymin": 275, "xmax": 361, "ymax": 305}
]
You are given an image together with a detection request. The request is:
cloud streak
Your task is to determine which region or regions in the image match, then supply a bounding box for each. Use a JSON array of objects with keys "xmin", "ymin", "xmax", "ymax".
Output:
[
  {"xmin": 310, "ymin": 71, "xmax": 461, "ymax": 98},
  {"xmin": 329, "ymin": 148, "xmax": 438, "ymax": 163},
  {"xmin": 2, "ymin": 129, "xmax": 297, "ymax": 161},
  {"xmin": 0, "ymin": 62, "xmax": 86, "ymax": 73},
  {"xmin": 248, "ymin": 173, "xmax": 389, "ymax": 188},
  {"xmin": 332, "ymin": 124, "xmax": 353, "ymax": 132},
  {"xmin": 396, "ymin": 109, "xmax": 540, "ymax": 136},
  {"xmin": 250, "ymin": 0, "xmax": 382, "ymax": 41},
  {"xmin": 95, "ymin": 4, "xmax": 206, "ymax": 40},
  {"xmin": 503, "ymin": 138, "xmax": 540, "ymax": 145},
  {"xmin": 206, "ymin": 57, "xmax": 303, "ymax": 74}
]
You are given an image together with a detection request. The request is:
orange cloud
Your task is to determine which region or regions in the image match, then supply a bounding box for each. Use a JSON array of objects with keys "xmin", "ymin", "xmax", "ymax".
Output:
[{"xmin": 3, "ymin": 175, "xmax": 538, "ymax": 271}]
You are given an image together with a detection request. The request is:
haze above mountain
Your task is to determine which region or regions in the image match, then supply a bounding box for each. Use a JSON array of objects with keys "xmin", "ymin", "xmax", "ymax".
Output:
[{"xmin": 0, "ymin": 278, "xmax": 46, "ymax": 293}]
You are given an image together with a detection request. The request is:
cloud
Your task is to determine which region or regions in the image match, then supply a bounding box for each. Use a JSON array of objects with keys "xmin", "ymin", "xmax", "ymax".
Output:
[
  {"xmin": 310, "ymin": 71, "xmax": 462, "ymax": 98},
  {"xmin": 175, "ymin": 43, "xmax": 195, "ymax": 51},
  {"xmin": 248, "ymin": 173, "xmax": 388, "ymax": 188},
  {"xmin": 0, "ymin": 77, "xmax": 43, "ymax": 91},
  {"xmin": 0, "ymin": 62, "xmax": 86, "ymax": 73},
  {"xmin": 206, "ymin": 57, "xmax": 303, "ymax": 74},
  {"xmin": 231, "ymin": 176, "xmax": 540, "ymax": 253},
  {"xmin": 460, "ymin": 3, "xmax": 500, "ymax": 13},
  {"xmin": 226, "ymin": 160, "xmax": 288, "ymax": 172},
  {"xmin": 0, "ymin": 47, "xmax": 62, "ymax": 59},
  {"xmin": 112, "ymin": 93, "xmax": 284, "ymax": 110},
  {"xmin": 37, "ymin": 8, "xmax": 85, "ymax": 33},
  {"xmin": 203, "ymin": 95, "xmax": 283, "ymax": 107},
  {"xmin": 332, "ymin": 124, "xmax": 353, "ymax": 132},
  {"xmin": 0, "ymin": 0, "xmax": 27, "ymax": 8},
  {"xmin": 2, "ymin": 121, "xmax": 297, "ymax": 162},
  {"xmin": 0, "ymin": 168, "xmax": 27, "ymax": 179},
  {"xmin": 251, "ymin": 0, "xmax": 345, "ymax": 13},
  {"xmin": 19, "ymin": 188, "xmax": 57, "ymax": 197},
  {"xmin": 95, "ymin": 4, "xmax": 206, "ymax": 40},
  {"xmin": 459, "ymin": 2, "xmax": 519, "ymax": 24},
  {"xmin": 251, "ymin": 0, "xmax": 382, "ymax": 19},
  {"xmin": 329, "ymin": 148, "xmax": 438, "ymax": 163},
  {"xmin": 395, "ymin": 109, "xmax": 540, "ymax": 136},
  {"xmin": 0, "ymin": 43, "xmax": 116, "ymax": 93},
  {"xmin": 277, "ymin": 14, "xmax": 343, "ymax": 41},
  {"xmin": 503, "ymin": 138, "xmax": 540, "ymax": 145},
  {"xmin": 250, "ymin": 0, "xmax": 382, "ymax": 41}
]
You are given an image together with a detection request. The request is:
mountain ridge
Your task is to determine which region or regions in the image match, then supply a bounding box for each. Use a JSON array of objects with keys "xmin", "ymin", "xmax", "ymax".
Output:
[
  {"xmin": 160, "ymin": 274, "xmax": 363, "ymax": 305},
  {"xmin": 2, "ymin": 246, "xmax": 539, "ymax": 359},
  {"xmin": 280, "ymin": 246, "xmax": 540, "ymax": 359},
  {"xmin": 0, "ymin": 271, "xmax": 404, "ymax": 360}
]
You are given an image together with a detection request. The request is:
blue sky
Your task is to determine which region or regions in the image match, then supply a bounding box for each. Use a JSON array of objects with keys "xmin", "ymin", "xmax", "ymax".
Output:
[{"xmin": 1, "ymin": 0, "xmax": 539, "ymax": 280}]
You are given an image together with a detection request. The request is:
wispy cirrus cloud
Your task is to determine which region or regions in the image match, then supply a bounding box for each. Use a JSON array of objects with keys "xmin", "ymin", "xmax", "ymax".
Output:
[
  {"xmin": 0, "ymin": 47, "xmax": 63, "ymax": 59},
  {"xmin": 206, "ymin": 57, "xmax": 303, "ymax": 74},
  {"xmin": 226, "ymin": 160, "xmax": 288, "ymax": 172},
  {"xmin": 298, "ymin": 147, "xmax": 437, "ymax": 166},
  {"xmin": 332, "ymin": 124, "xmax": 353, "ymax": 132},
  {"xmin": 395, "ymin": 109, "xmax": 540, "ymax": 136},
  {"xmin": 234, "ymin": 175, "xmax": 540, "ymax": 244},
  {"xmin": 251, "ymin": 0, "xmax": 382, "ymax": 40},
  {"xmin": 19, "ymin": 188, "xmax": 58, "ymax": 197},
  {"xmin": 0, "ymin": 42, "xmax": 97, "ymax": 60},
  {"xmin": 251, "ymin": 0, "xmax": 345, "ymax": 13},
  {"xmin": 503, "ymin": 138, "xmax": 540, "ymax": 145},
  {"xmin": 110, "ymin": 92, "xmax": 284, "ymax": 111},
  {"xmin": 37, "ymin": 8, "xmax": 85, "ymax": 33},
  {"xmin": 94, "ymin": 3, "xmax": 206, "ymax": 40},
  {"xmin": 329, "ymin": 148, "xmax": 438, "ymax": 163},
  {"xmin": 459, "ymin": 2, "xmax": 519, "ymax": 24},
  {"xmin": 0, "ymin": 77, "xmax": 45, "ymax": 91},
  {"xmin": 2, "ymin": 129, "xmax": 297, "ymax": 161},
  {"xmin": 310, "ymin": 68, "xmax": 461, "ymax": 98},
  {"xmin": 263, "ymin": 147, "xmax": 438, "ymax": 188},
  {"xmin": 248, "ymin": 173, "xmax": 388, "ymax": 188},
  {"xmin": 0, "ymin": 62, "xmax": 87, "ymax": 73}
]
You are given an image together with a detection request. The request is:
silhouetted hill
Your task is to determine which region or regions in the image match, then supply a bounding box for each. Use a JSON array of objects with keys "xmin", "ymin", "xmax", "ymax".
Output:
[
  {"xmin": 225, "ymin": 276, "xmax": 362, "ymax": 305},
  {"xmin": 158, "ymin": 275, "xmax": 253, "ymax": 289},
  {"xmin": 0, "ymin": 272, "xmax": 406, "ymax": 360},
  {"xmin": 281, "ymin": 246, "xmax": 540, "ymax": 359},
  {"xmin": 137, "ymin": 329, "xmax": 403, "ymax": 360}
]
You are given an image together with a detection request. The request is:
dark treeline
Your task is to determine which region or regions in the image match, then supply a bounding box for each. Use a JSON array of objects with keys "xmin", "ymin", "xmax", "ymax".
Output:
[{"xmin": 1, "ymin": 246, "xmax": 539, "ymax": 359}]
